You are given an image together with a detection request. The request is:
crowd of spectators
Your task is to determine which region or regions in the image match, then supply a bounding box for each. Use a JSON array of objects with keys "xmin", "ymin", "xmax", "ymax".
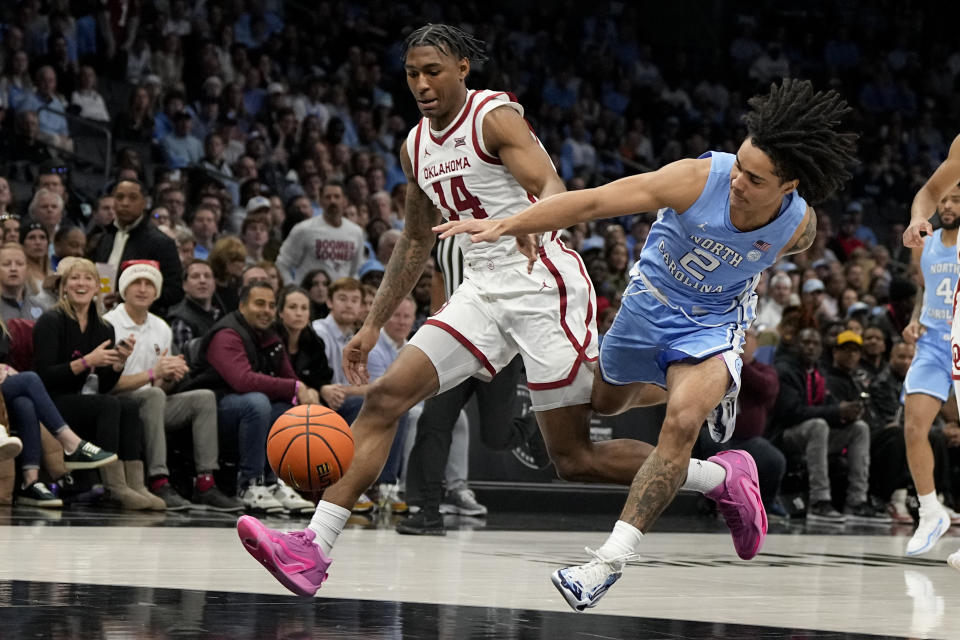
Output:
[{"xmin": 0, "ymin": 1, "xmax": 957, "ymax": 521}]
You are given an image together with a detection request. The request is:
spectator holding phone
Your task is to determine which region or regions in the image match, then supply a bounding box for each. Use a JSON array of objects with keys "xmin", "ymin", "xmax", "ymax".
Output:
[{"xmin": 33, "ymin": 258, "xmax": 152, "ymax": 510}]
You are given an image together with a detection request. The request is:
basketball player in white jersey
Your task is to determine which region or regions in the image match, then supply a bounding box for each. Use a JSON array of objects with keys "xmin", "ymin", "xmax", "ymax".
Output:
[
  {"xmin": 235, "ymin": 24, "xmax": 762, "ymax": 597},
  {"xmin": 903, "ymin": 131, "xmax": 960, "ymax": 572}
]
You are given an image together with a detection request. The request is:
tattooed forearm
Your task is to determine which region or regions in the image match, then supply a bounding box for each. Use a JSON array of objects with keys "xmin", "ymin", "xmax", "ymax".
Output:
[
  {"xmin": 619, "ymin": 450, "xmax": 686, "ymax": 532},
  {"xmin": 366, "ymin": 232, "xmax": 434, "ymax": 328},
  {"xmin": 783, "ymin": 208, "xmax": 817, "ymax": 256}
]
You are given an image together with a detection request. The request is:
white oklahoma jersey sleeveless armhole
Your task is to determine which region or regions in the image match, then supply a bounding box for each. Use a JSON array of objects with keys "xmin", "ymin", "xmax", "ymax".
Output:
[
  {"xmin": 952, "ymin": 248, "xmax": 960, "ymax": 406},
  {"xmin": 404, "ymin": 89, "xmax": 597, "ymax": 412}
]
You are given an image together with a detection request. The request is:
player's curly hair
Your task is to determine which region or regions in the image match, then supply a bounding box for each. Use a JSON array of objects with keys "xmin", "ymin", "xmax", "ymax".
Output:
[
  {"xmin": 402, "ymin": 24, "xmax": 489, "ymax": 65},
  {"xmin": 744, "ymin": 78, "xmax": 859, "ymax": 204}
]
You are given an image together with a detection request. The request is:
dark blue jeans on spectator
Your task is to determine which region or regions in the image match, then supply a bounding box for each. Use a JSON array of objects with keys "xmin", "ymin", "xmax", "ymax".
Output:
[
  {"xmin": 217, "ymin": 392, "xmax": 290, "ymax": 490},
  {"xmin": 336, "ymin": 395, "xmax": 406, "ymax": 485},
  {"xmin": 378, "ymin": 413, "xmax": 407, "ymax": 485},
  {"xmin": 337, "ymin": 395, "xmax": 363, "ymax": 425},
  {"xmin": 2, "ymin": 371, "xmax": 69, "ymax": 470}
]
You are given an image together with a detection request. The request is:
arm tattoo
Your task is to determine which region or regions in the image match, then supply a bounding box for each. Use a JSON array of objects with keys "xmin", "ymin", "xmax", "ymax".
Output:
[
  {"xmin": 365, "ymin": 188, "xmax": 439, "ymax": 329},
  {"xmin": 783, "ymin": 208, "xmax": 817, "ymax": 256},
  {"xmin": 619, "ymin": 450, "xmax": 686, "ymax": 531}
]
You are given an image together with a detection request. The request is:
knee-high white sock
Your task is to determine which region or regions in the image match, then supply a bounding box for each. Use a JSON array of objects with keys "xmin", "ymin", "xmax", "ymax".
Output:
[
  {"xmin": 680, "ymin": 458, "xmax": 726, "ymax": 494},
  {"xmin": 596, "ymin": 520, "xmax": 644, "ymax": 565},
  {"xmin": 308, "ymin": 501, "xmax": 351, "ymax": 555}
]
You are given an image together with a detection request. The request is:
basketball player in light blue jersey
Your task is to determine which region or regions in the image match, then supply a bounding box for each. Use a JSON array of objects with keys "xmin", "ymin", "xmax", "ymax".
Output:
[
  {"xmin": 905, "ymin": 132, "xmax": 960, "ymax": 571},
  {"xmin": 437, "ymin": 79, "xmax": 858, "ymax": 610},
  {"xmin": 900, "ymin": 186, "xmax": 960, "ymax": 557}
]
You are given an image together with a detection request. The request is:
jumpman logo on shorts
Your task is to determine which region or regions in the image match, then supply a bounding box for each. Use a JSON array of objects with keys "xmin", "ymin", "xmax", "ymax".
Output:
[{"xmin": 539, "ymin": 281, "xmax": 551, "ymax": 292}]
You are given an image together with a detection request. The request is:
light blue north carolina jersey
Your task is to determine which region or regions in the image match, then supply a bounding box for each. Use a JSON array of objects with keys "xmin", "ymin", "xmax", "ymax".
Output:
[
  {"xmin": 629, "ymin": 151, "xmax": 808, "ymax": 324},
  {"xmin": 919, "ymin": 228, "xmax": 960, "ymax": 335},
  {"xmin": 601, "ymin": 151, "xmax": 808, "ymax": 390}
]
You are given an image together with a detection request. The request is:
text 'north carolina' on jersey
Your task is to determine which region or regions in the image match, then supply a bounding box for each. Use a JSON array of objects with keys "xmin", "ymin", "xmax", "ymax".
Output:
[
  {"xmin": 406, "ymin": 89, "xmax": 541, "ymax": 261},
  {"xmin": 631, "ymin": 151, "xmax": 807, "ymax": 322},
  {"xmin": 920, "ymin": 228, "xmax": 960, "ymax": 334}
]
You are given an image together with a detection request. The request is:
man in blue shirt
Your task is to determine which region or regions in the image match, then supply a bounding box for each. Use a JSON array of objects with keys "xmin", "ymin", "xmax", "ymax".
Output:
[
  {"xmin": 162, "ymin": 111, "xmax": 204, "ymax": 169},
  {"xmin": 16, "ymin": 66, "xmax": 72, "ymax": 152}
]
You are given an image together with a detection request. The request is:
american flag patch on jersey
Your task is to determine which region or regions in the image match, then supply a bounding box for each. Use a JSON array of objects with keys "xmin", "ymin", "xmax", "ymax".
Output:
[{"xmin": 753, "ymin": 240, "xmax": 772, "ymax": 252}]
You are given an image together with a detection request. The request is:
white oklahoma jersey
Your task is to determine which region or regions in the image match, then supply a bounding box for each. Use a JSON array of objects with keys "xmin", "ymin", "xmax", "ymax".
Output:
[
  {"xmin": 405, "ymin": 89, "xmax": 598, "ymax": 411},
  {"xmin": 952, "ymin": 252, "xmax": 960, "ymax": 399}
]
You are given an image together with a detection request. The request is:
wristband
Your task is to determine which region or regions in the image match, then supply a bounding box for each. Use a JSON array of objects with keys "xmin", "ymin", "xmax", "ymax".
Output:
[
  {"xmin": 292, "ymin": 380, "xmax": 300, "ymax": 405},
  {"xmin": 148, "ymin": 368, "xmax": 155, "ymax": 385},
  {"xmin": 73, "ymin": 350, "xmax": 91, "ymax": 370}
]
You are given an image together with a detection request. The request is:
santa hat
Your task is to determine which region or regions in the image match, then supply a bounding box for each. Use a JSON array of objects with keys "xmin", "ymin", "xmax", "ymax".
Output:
[{"xmin": 118, "ymin": 260, "xmax": 163, "ymax": 301}]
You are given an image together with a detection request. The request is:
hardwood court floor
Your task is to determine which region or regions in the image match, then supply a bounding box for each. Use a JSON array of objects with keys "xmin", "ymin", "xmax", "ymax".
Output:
[{"xmin": 0, "ymin": 506, "xmax": 957, "ymax": 639}]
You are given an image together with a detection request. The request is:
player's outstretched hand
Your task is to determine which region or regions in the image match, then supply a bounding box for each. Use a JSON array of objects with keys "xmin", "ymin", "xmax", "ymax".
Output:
[
  {"xmin": 343, "ymin": 325, "xmax": 380, "ymax": 386},
  {"xmin": 903, "ymin": 218, "xmax": 933, "ymax": 248},
  {"xmin": 434, "ymin": 218, "xmax": 505, "ymax": 243}
]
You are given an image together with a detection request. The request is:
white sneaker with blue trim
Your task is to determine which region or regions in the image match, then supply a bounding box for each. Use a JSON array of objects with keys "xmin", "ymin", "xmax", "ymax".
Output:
[
  {"xmin": 905, "ymin": 507, "xmax": 949, "ymax": 556},
  {"xmin": 550, "ymin": 547, "xmax": 634, "ymax": 612}
]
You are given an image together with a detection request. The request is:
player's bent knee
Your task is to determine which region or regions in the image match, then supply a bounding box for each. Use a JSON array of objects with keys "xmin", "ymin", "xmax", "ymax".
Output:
[
  {"xmin": 551, "ymin": 452, "xmax": 593, "ymax": 482},
  {"xmin": 362, "ymin": 375, "xmax": 427, "ymax": 421},
  {"xmin": 591, "ymin": 391, "xmax": 628, "ymax": 417}
]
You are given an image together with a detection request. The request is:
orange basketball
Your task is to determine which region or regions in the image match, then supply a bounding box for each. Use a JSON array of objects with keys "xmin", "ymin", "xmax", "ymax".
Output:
[{"xmin": 267, "ymin": 404, "xmax": 354, "ymax": 493}]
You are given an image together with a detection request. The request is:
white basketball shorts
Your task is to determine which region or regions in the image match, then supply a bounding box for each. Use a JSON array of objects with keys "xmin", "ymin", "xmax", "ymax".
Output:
[{"xmin": 408, "ymin": 238, "xmax": 597, "ymax": 412}]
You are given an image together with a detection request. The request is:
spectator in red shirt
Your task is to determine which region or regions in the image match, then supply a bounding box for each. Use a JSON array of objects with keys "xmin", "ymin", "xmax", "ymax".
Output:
[{"xmin": 180, "ymin": 280, "xmax": 319, "ymax": 514}]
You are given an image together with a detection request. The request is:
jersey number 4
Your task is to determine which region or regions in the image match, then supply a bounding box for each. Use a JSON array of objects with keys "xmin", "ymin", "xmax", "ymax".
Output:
[
  {"xmin": 936, "ymin": 276, "xmax": 954, "ymax": 305},
  {"xmin": 432, "ymin": 177, "xmax": 488, "ymax": 220}
]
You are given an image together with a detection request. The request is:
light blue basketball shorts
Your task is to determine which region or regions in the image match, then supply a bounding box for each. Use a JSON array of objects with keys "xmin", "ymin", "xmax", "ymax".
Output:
[
  {"xmin": 904, "ymin": 329, "xmax": 952, "ymax": 402},
  {"xmin": 599, "ymin": 290, "xmax": 746, "ymax": 392}
]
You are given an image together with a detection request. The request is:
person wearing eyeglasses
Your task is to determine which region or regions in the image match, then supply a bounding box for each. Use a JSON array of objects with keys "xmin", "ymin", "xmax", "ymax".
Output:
[{"xmin": 149, "ymin": 207, "xmax": 171, "ymax": 228}]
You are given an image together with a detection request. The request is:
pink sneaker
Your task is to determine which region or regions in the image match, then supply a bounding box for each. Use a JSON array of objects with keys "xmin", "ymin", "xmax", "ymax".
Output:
[
  {"xmin": 237, "ymin": 515, "xmax": 331, "ymax": 596},
  {"xmin": 704, "ymin": 450, "xmax": 768, "ymax": 560}
]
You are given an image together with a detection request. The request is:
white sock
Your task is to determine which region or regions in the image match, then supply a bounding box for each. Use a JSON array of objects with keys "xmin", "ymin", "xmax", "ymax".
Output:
[
  {"xmin": 596, "ymin": 520, "xmax": 643, "ymax": 566},
  {"xmin": 681, "ymin": 459, "xmax": 726, "ymax": 494},
  {"xmin": 307, "ymin": 501, "xmax": 350, "ymax": 555},
  {"xmin": 918, "ymin": 492, "xmax": 941, "ymax": 517}
]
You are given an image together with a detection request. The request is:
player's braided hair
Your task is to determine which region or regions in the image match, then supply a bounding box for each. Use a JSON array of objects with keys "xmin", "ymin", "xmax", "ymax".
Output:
[
  {"xmin": 744, "ymin": 78, "xmax": 859, "ymax": 204},
  {"xmin": 402, "ymin": 24, "xmax": 489, "ymax": 64}
]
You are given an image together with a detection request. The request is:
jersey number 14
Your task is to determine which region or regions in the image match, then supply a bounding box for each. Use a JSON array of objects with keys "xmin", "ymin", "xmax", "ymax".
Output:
[{"xmin": 432, "ymin": 177, "xmax": 489, "ymax": 221}]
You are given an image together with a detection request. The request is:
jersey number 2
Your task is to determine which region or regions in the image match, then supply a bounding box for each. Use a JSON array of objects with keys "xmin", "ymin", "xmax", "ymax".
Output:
[
  {"xmin": 679, "ymin": 248, "xmax": 722, "ymax": 280},
  {"xmin": 432, "ymin": 177, "xmax": 488, "ymax": 220}
]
